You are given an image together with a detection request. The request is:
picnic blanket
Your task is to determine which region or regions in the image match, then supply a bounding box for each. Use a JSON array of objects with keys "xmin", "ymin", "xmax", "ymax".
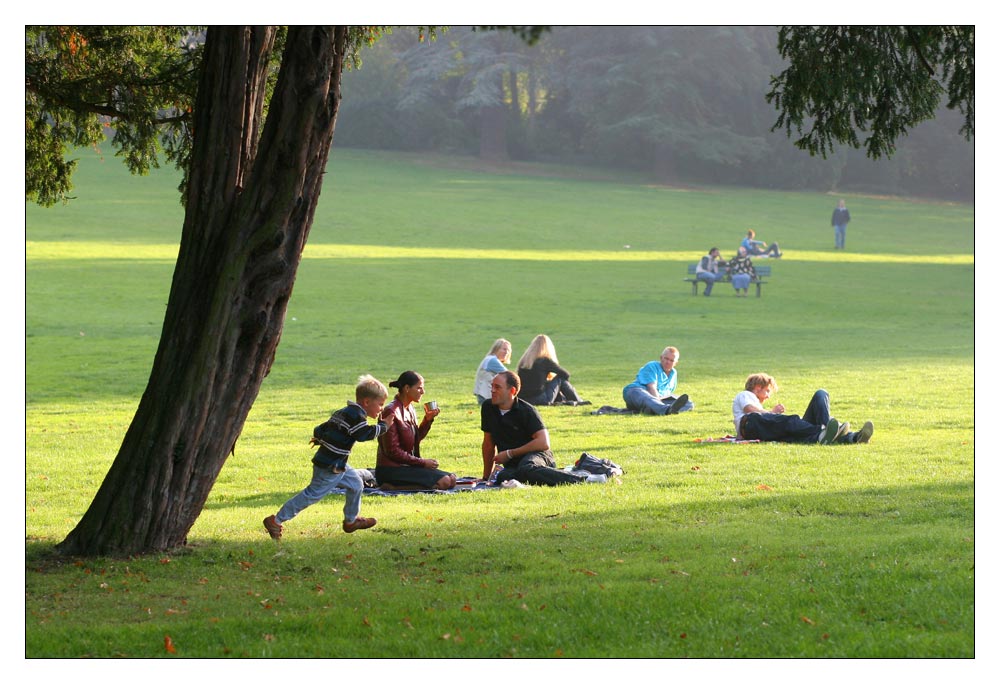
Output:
[
  {"xmin": 359, "ymin": 476, "xmax": 494, "ymax": 496},
  {"xmin": 693, "ymin": 435, "xmax": 761, "ymax": 444},
  {"xmin": 590, "ymin": 405, "xmax": 637, "ymax": 415},
  {"xmin": 331, "ymin": 467, "xmax": 617, "ymax": 496},
  {"xmin": 327, "ymin": 474, "xmax": 492, "ymax": 497}
]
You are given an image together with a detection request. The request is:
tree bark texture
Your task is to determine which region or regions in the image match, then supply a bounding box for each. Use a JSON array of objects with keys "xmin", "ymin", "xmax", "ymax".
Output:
[{"xmin": 57, "ymin": 26, "xmax": 349, "ymax": 557}]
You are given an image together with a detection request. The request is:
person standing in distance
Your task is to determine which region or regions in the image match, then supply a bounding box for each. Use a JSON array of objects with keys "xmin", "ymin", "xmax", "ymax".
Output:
[{"xmin": 831, "ymin": 199, "xmax": 851, "ymax": 249}]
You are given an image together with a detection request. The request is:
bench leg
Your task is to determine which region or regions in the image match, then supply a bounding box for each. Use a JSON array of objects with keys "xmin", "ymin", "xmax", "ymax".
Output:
[
  {"xmin": 691, "ymin": 281, "xmax": 699, "ymax": 296},
  {"xmin": 755, "ymin": 283, "xmax": 762, "ymax": 298}
]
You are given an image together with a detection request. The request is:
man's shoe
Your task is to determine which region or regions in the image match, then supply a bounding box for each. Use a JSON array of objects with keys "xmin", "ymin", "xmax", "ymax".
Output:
[
  {"xmin": 835, "ymin": 421, "xmax": 853, "ymax": 443},
  {"xmin": 343, "ymin": 516, "xmax": 377, "ymax": 533},
  {"xmin": 667, "ymin": 394, "xmax": 689, "ymax": 415},
  {"xmin": 856, "ymin": 421, "xmax": 874, "ymax": 443},
  {"xmin": 263, "ymin": 515, "xmax": 282, "ymax": 540},
  {"xmin": 818, "ymin": 418, "xmax": 839, "ymax": 444}
]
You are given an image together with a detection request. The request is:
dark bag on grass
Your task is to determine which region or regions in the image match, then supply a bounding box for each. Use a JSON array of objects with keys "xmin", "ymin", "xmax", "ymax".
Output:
[{"xmin": 575, "ymin": 452, "xmax": 624, "ymax": 477}]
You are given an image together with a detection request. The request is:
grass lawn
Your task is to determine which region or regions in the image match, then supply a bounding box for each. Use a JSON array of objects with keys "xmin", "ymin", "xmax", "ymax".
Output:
[{"xmin": 25, "ymin": 147, "xmax": 974, "ymax": 660}]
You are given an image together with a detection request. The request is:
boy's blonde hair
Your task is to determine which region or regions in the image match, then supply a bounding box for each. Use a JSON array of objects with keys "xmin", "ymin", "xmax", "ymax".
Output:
[
  {"xmin": 355, "ymin": 374, "xmax": 389, "ymax": 402},
  {"xmin": 744, "ymin": 373, "xmax": 777, "ymax": 393}
]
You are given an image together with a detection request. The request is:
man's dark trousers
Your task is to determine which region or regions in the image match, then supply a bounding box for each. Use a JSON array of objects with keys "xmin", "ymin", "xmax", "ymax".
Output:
[{"xmin": 496, "ymin": 451, "xmax": 587, "ymax": 486}]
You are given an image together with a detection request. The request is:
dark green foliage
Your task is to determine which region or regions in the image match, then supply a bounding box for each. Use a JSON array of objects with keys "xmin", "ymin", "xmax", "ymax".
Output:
[
  {"xmin": 767, "ymin": 26, "xmax": 974, "ymax": 159},
  {"xmin": 25, "ymin": 26, "xmax": 202, "ymax": 206}
]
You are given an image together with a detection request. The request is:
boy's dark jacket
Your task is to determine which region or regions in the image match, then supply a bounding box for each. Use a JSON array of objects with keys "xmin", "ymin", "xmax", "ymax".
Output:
[{"xmin": 310, "ymin": 401, "xmax": 388, "ymax": 471}]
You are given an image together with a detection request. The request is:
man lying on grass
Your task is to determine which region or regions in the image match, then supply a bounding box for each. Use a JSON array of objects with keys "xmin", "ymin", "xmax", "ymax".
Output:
[{"xmin": 733, "ymin": 372, "xmax": 874, "ymax": 444}]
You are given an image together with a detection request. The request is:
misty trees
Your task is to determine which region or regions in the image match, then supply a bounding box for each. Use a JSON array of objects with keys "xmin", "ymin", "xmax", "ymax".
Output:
[
  {"xmin": 541, "ymin": 26, "xmax": 781, "ymax": 182},
  {"xmin": 332, "ymin": 26, "xmax": 974, "ymax": 199},
  {"xmin": 767, "ymin": 26, "xmax": 974, "ymax": 159}
]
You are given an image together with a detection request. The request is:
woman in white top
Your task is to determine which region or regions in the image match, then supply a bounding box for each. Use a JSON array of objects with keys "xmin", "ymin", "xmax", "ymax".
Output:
[{"xmin": 473, "ymin": 339, "xmax": 512, "ymax": 405}]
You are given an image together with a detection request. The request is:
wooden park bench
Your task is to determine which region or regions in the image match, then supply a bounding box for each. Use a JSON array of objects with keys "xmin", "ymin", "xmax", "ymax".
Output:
[{"xmin": 685, "ymin": 263, "xmax": 772, "ymax": 298}]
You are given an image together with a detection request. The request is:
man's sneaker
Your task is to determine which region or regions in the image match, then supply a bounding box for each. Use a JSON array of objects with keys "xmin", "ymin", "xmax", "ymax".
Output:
[
  {"xmin": 834, "ymin": 421, "xmax": 853, "ymax": 443},
  {"xmin": 856, "ymin": 420, "xmax": 874, "ymax": 443},
  {"xmin": 667, "ymin": 394, "xmax": 689, "ymax": 415},
  {"xmin": 818, "ymin": 418, "xmax": 840, "ymax": 444},
  {"xmin": 263, "ymin": 515, "xmax": 283, "ymax": 540},
  {"xmin": 343, "ymin": 516, "xmax": 377, "ymax": 533}
]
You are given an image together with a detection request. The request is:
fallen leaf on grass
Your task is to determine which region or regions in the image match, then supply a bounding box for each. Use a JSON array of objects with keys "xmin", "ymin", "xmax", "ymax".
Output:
[
  {"xmin": 801, "ymin": 615, "xmax": 814, "ymax": 625},
  {"xmin": 164, "ymin": 635, "xmax": 176, "ymax": 654},
  {"xmin": 756, "ymin": 484, "xmax": 772, "ymax": 491}
]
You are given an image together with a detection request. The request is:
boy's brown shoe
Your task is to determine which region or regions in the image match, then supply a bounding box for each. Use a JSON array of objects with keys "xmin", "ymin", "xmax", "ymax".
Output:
[
  {"xmin": 342, "ymin": 516, "xmax": 377, "ymax": 533},
  {"xmin": 263, "ymin": 515, "xmax": 283, "ymax": 540}
]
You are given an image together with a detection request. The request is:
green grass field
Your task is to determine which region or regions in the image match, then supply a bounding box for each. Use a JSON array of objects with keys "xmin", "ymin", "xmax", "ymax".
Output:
[{"xmin": 25, "ymin": 147, "xmax": 974, "ymax": 659}]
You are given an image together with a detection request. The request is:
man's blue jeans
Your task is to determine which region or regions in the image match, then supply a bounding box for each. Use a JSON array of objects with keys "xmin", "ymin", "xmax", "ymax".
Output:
[
  {"xmin": 741, "ymin": 390, "xmax": 831, "ymax": 443},
  {"xmin": 697, "ymin": 271, "xmax": 726, "ymax": 296},
  {"xmin": 623, "ymin": 386, "xmax": 693, "ymax": 415},
  {"xmin": 834, "ymin": 223, "xmax": 847, "ymax": 249},
  {"xmin": 276, "ymin": 465, "xmax": 364, "ymax": 524}
]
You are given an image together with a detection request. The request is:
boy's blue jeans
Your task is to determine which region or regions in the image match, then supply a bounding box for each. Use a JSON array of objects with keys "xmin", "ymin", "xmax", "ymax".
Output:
[{"xmin": 275, "ymin": 465, "xmax": 363, "ymax": 524}]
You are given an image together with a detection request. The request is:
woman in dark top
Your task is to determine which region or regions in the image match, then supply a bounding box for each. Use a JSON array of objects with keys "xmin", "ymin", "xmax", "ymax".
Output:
[
  {"xmin": 376, "ymin": 371, "xmax": 456, "ymax": 490},
  {"xmin": 516, "ymin": 334, "xmax": 588, "ymax": 406}
]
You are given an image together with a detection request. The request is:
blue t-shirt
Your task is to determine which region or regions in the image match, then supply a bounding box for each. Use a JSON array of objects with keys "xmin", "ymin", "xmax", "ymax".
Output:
[{"xmin": 624, "ymin": 361, "xmax": 676, "ymax": 396}]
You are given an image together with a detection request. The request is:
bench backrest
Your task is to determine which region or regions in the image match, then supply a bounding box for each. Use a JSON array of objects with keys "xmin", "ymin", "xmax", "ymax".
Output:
[{"xmin": 688, "ymin": 263, "xmax": 772, "ymax": 277}]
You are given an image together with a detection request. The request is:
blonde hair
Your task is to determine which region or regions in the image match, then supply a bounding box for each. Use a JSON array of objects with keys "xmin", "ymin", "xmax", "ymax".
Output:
[
  {"xmin": 355, "ymin": 374, "xmax": 389, "ymax": 402},
  {"xmin": 661, "ymin": 346, "xmax": 680, "ymax": 360},
  {"xmin": 518, "ymin": 334, "xmax": 558, "ymax": 370},
  {"xmin": 744, "ymin": 373, "xmax": 777, "ymax": 393},
  {"xmin": 489, "ymin": 338, "xmax": 512, "ymax": 362}
]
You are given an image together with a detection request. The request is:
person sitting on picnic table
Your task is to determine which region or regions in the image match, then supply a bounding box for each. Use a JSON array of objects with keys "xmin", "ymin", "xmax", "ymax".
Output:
[
  {"xmin": 741, "ymin": 229, "xmax": 782, "ymax": 258},
  {"xmin": 732, "ymin": 372, "xmax": 873, "ymax": 444},
  {"xmin": 376, "ymin": 370, "xmax": 457, "ymax": 490},
  {"xmin": 727, "ymin": 246, "xmax": 757, "ymax": 297},
  {"xmin": 622, "ymin": 346, "xmax": 691, "ymax": 415}
]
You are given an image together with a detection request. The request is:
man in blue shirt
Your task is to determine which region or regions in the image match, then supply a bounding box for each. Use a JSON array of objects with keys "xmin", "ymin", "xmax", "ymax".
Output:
[{"xmin": 622, "ymin": 346, "xmax": 692, "ymax": 415}]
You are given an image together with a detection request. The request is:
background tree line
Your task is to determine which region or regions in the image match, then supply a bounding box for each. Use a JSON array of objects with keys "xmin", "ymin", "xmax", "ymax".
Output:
[{"xmin": 334, "ymin": 26, "xmax": 972, "ymax": 201}]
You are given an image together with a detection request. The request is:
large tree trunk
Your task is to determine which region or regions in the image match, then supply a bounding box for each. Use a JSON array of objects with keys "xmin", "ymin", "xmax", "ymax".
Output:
[{"xmin": 57, "ymin": 26, "xmax": 349, "ymax": 557}]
